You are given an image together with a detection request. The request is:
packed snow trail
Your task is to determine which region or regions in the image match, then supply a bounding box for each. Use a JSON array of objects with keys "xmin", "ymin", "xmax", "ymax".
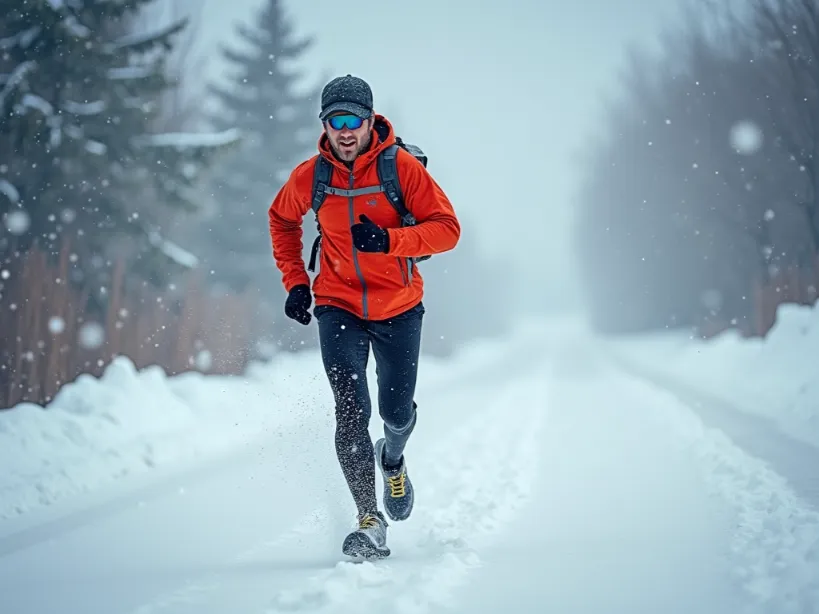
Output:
[
  {"xmin": 1, "ymin": 324, "xmax": 817, "ymax": 613},
  {"xmin": 612, "ymin": 355, "xmax": 819, "ymax": 507},
  {"xmin": 450, "ymin": 354, "xmax": 741, "ymax": 614}
]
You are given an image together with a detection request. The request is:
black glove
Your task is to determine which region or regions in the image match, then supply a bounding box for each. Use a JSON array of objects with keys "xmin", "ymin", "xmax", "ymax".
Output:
[
  {"xmin": 284, "ymin": 284, "xmax": 312, "ymax": 325},
  {"xmin": 351, "ymin": 214, "xmax": 389, "ymax": 253}
]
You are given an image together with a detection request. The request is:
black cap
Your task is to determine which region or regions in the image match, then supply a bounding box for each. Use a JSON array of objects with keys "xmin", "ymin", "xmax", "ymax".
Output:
[{"xmin": 319, "ymin": 74, "xmax": 373, "ymax": 121}]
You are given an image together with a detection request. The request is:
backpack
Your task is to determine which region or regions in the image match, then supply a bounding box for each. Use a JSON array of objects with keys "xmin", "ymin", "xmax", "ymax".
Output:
[{"xmin": 307, "ymin": 137, "xmax": 431, "ymax": 282}]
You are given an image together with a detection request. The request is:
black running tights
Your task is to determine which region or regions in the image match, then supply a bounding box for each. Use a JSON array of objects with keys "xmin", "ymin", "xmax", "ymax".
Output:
[{"xmin": 314, "ymin": 302, "xmax": 423, "ymax": 517}]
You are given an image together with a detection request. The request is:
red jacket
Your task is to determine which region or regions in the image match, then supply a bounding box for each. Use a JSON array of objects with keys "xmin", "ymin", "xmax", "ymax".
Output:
[{"xmin": 268, "ymin": 115, "xmax": 460, "ymax": 320}]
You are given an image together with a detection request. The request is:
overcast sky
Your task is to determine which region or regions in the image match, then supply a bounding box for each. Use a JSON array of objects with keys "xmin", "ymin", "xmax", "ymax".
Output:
[{"xmin": 164, "ymin": 0, "xmax": 684, "ymax": 308}]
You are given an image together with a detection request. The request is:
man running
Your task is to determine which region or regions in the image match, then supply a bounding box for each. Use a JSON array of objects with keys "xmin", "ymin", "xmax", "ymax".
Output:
[{"xmin": 267, "ymin": 74, "xmax": 460, "ymax": 558}]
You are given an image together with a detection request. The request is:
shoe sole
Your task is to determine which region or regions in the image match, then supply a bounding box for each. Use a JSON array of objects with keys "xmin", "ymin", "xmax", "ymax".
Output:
[
  {"xmin": 342, "ymin": 532, "xmax": 391, "ymax": 560},
  {"xmin": 374, "ymin": 438, "xmax": 414, "ymax": 522}
]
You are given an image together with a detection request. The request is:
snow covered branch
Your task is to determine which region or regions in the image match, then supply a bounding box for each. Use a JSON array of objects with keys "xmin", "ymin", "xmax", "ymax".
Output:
[
  {"xmin": 18, "ymin": 94, "xmax": 54, "ymax": 117},
  {"xmin": 131, "ymin": 128, "xmax": 242, "ymax": 149},
  {"xmin": 61, "ymin": 16, "xmax": 91, "ymax": 39},
  {"xmin": 148, "ymin": 231, "xmax": 199, "ymax": 269},
  {"xmin": 106, "ymin": 18, "xmax": 188, "ymax": 54},
  {"xmin": 0, "ymin": 26, "xmax": 42, "ymax": 51},
  {"xmin": 0, "ymin": 61, "xmax": 36, "ymax": 112},
  {"xmin": 62, "ymin": 99, "xmax": 106, "ymax": 116},
  {"xmin": 0, "ymin": 180, "xmax": 20, "ymax": 204},
  {"xmin": 107, "ymin": 65, "xmax": 156, "ymax": 80}
]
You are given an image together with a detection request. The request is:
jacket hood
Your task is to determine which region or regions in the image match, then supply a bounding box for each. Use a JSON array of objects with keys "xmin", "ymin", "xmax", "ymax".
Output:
[{"xmin": 318, "ymin": 114, "xmax": 396, "ymax": 174}]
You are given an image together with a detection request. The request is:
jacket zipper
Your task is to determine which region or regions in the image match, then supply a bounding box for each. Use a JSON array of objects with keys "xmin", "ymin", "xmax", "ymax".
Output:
[
  {"xmin": 348, "ymin": 170, "xmax": 369, "ymax": 319},
  {"xmin": 396, "ymin": 257, "xmax": 409, "ymax": 286}
]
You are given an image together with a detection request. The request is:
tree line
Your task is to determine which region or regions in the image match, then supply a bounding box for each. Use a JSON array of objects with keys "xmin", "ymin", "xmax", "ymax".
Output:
[
  {"xmin": 0, "ymin": 0, "xmax": 510, "ymax": 407},
  {"xmin": 575, "ymin": 0, "xmax": 819, "ymax": 337}
]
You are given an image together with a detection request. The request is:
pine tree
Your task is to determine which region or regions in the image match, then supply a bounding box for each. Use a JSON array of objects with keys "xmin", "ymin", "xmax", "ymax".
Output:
[
  {"xmin": 0, "ymin": 0, "xmax": 240, "ymax": 295},
  {"xmin": 192, "ymin": 0, "xmax": 319, "ymax": 294}
]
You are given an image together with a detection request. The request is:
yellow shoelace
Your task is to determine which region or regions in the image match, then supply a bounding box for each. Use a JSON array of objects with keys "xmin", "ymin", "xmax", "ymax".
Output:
[
  {"xmin": 359, "ymin": 514, "xmax": 380, "ymax": 529},
  {"xmin": 387, "ymin": 473, "xmax": 406, "ymax": 498}
]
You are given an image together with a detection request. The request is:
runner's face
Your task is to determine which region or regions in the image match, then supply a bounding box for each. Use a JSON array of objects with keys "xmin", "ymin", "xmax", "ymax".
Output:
[{"xmin": 325, "ymin": 114, "xmax": 372, "ymax": 162}]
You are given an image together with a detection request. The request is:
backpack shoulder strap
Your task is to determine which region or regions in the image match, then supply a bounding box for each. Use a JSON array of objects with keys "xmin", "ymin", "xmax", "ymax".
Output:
[
  {"xmin": 377, "ymin": 145, "xmax": 431, "ymax": 277},
  {"xmin": 311, "ymin": 154, "xmax": 333, "ymax": 214},
  {"xmin": 377, "ymin": 144, "xmax": 416, "ymax": 226},
  {"xmin": 308, "ymin": 155, "xmax": 334, "ymax": 272}
]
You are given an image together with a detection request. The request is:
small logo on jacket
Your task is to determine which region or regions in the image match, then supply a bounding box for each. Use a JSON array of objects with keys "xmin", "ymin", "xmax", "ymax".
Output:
[{"xmin": 367, "ymin": 198, "xmax": 377, "ymax": 206}]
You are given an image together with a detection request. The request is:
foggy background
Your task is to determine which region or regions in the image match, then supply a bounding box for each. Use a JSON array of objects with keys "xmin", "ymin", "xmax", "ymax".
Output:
[
  {"xmin": 142, "ymin": 0, "xmax": 682, "ymax": 320},
  {"xmin": 186, "ymin": 0, "xmax": 682, "ymax": 308},
  {"xmin": 6, "ymin": 0, "xmax": 818, "ymax": 409}
]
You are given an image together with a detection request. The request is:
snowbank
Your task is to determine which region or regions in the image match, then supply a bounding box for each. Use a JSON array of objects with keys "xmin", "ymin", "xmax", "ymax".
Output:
[
  {"xmin": 0, "ymin": 324, "xmax": 541, "ymax": 524},
  {"xmin": 605, "ymin": 303, "xmax": 819, "ymax": 448},
  {"xmin": 0, "ymin": 351, "xmax": 328, "ymax": 521}
]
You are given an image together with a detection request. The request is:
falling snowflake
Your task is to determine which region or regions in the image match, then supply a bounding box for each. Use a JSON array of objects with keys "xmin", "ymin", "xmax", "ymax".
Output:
[
  {"xmin": 4, "ymin": 210, "xmax": 30, "ymax": 235},
  {"xmin": 78, "ymin": 321, "xmax": 105, "ymax": 349},
  {"xmin": 48, "ymin": 316, "xmax": 66, "ymax": 334},
  {"xmin": 730, "ymin": 121, "xmax": 763, "ymax": 155}
]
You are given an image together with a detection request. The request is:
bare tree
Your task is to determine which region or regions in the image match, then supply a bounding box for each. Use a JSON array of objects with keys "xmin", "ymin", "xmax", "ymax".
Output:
[
  {"xmin": 575, "ymin": 0, "xmax": 814, "ymax": 333},
  {"xmin": 743, "ymin": 0, "xmax": 819, "ymax": 250}
]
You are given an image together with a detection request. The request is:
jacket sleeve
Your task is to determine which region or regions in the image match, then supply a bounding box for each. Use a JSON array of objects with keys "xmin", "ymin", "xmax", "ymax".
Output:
[
  {"xmin": 385, "ymin": 149, "xmax": 461, "ymax": 258},
  {"xmin": 268, "ymin": 162, "xmax": 312, "ymax": 292}
]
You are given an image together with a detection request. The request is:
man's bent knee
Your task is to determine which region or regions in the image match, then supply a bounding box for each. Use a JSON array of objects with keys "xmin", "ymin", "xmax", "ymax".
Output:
[{"xmin": 383, "ymin": 400, "xmax": 417, "ymax": 436}]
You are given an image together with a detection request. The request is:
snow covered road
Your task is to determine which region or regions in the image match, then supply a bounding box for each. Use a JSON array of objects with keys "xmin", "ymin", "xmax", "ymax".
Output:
[{"xmin": 1, "ymin": 323, "xmax": 817, "ymax": 613}]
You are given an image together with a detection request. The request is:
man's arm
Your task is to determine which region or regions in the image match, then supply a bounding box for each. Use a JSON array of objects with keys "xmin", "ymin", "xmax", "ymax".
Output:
[
  {"xmin": 268, "ymin": 161, "xmax": 312, "ymax": 291},
  {"xmin": 385, "ymin": 149, "xmax": 461, "ymax": 258}
]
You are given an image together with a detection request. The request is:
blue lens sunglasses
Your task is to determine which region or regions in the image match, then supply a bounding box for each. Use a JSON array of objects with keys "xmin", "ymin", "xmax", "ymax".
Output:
[{"xmin": 327, "ymin": 114, "xmax": 364, "ymax": 130}]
